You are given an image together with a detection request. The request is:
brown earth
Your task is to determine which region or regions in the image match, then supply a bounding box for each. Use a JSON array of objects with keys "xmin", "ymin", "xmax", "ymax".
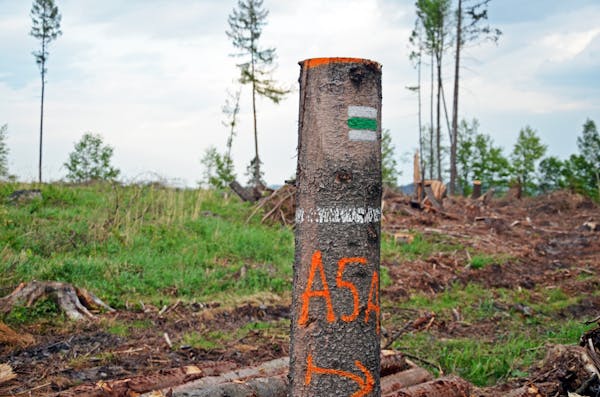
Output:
[{"xmin": 1, "ymin": 190, "xmax": 599, "ymax": 396}]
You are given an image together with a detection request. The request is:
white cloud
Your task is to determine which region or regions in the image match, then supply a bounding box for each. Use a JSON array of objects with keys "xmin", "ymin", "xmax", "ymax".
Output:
[{"xmin": 0, "ymin": 0, "xmax": 598, "ymax": 186}]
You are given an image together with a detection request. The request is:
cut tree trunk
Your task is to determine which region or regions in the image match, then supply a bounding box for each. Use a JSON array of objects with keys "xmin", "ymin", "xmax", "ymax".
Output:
[
  {"xmin": 229, "ymin": 180, "xmax": 257, "ymax": 202},
  {"xmin": 471, "ymin": 180, "xmax": 482, "ymax": 199},
  {"xmin": 0, "ymin": 281, "xmax": 114, "ymax": 321},
  {"xmin": 291, "ymin": 57, "xmax": 382, "ymax": 396}
]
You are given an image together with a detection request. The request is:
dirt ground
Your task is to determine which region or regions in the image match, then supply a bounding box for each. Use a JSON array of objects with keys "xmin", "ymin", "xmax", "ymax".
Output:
[{"xmin": 1, "ymin": 190, "xmax": 599, "ymax": 396}]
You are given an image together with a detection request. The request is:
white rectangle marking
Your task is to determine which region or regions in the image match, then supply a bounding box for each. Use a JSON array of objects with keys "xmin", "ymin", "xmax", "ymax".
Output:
[
  {"xmin": 348, "ymin": 106, "xmax": 377, "ymax": 119},
  {"xmin": 295, "ymin": 207, "xmax": 381, "ymax": 224},
  {"xmin": 349, "ymin": 130, "xmax": 377, "ymax": 141}
]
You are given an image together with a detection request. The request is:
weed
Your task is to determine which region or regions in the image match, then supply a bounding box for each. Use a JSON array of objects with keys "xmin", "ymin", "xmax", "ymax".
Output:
[{"xmin": 2, "ymin": 298, "xmax": 63, "ymax": 326}]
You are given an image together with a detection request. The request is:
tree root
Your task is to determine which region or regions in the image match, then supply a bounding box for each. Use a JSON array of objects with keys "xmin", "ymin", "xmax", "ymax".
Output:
[{"xmin": 0, "ymin": 281, "xmax": 115, "ymax": 321}]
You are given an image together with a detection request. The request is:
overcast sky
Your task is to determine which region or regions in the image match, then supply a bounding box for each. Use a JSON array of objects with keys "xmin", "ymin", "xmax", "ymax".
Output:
[{"xmin": 0, "ymin": 0, "xmax": 599, "ymax": 186}]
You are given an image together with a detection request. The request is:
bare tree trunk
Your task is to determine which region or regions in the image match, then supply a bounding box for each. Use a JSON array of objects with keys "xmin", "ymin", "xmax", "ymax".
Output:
[
  {"xmin": 38, "ymin": 57, "xmax": 45, "ymax": 184},
  {"xmin": 290, "ymin": 57, "xmax": 382, "ymax": 397},
  {"xmin": 417, "ymin": 51, "xmax": 424, "ymax": 179},
  {"xmin": 449, "ymin": 0, "xmax": 463, "ymax": 195},
  {"xmin": 436, "ymin": 52, "xmax": 442, "ymax": 182},
  {"xmin": 429, "ymin": 53, "xmax": 434, "ymax": 181},
  {"xmin": 251, "ymin": 55, "xmax": 260, "ymax": 186}
]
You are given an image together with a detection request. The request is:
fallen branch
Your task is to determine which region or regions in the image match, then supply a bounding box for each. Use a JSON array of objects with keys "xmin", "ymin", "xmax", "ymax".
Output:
[{"xmin": 0, "ymin": 281, "xmax": 114, "ymax": 321}]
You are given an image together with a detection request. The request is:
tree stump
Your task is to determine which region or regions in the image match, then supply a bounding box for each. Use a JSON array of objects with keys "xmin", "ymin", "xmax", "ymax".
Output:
[{"xmin": 0, "ymin": 281, "xmax": 114, "ymax": 321}]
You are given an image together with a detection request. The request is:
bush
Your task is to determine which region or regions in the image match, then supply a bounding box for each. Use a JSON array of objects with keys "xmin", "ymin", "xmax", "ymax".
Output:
[{"xmin": 64, "ymin": 133, "xmax": 120, "ymax": 183}]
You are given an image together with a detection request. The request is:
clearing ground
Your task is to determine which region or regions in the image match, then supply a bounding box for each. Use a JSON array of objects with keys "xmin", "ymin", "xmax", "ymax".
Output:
[{"xmin": 1, "ymin": 188, "xmax": 599, "ymax": 396}]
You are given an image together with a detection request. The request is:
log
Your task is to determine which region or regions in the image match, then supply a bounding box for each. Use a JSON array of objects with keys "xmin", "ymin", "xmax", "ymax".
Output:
[
  {"xmin": 54, "ymin": 362, "xmax": 236, "ymax": 397},
  {"xmin": 153, "ymin": 357, "xmax": 289, "ymax": 397},
  {"xmin": 146, "ymin": 352, "xmax": 412, "ymax": 397},
  {"xmin": 385, "ymin": 375, "xmax": 471, "ymax": 397},
  {"xmin": 229, "ymin": 180, "xmax": 256, "ymax": 202},
  {"xmin": 381, "ymin": 367, "xmax": 434, "ymax": 395},
  {"xmin": 0, "ymin": 281, "xmax": 114, "ymax": 321},
  {"xmin": 175, "ymin": 374, "xmax": 287, "ymax": 397},
  {"xmin": 171, "ymin": 372, "xmax": 465, "ymax": 397},
  {"xmin": 423, "ymin": 184, "xmax": 443, "ymax": 211}
]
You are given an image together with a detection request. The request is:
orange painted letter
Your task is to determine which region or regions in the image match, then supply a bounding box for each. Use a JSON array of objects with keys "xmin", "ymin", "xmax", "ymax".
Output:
[
  {"xmin": 299, "ymin": 251, "xmax": 336, "ymax": 325},
  {"xmin": 365, "ymin": 271, "xmax": 380, "ymax": 334},
  {"xmin": 336, "ymin": 257, "xmax": 367, "ymax": 322}
]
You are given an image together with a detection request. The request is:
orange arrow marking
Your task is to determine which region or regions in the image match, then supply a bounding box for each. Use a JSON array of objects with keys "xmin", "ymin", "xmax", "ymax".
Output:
[{"xmin": 305, "ymin": 353, "xmax": 374, "ymax": 397}]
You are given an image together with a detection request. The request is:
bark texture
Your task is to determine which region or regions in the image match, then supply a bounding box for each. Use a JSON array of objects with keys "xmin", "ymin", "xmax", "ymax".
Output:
[{"xmin": 290, "ymin": 57, "xmax": 382, "ymax": 396}]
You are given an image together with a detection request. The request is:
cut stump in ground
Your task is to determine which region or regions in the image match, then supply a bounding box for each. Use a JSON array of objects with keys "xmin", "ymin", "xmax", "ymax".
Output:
[{"xmin": 0, "ymin": 281, "xmax": 115, "ymax": 321}]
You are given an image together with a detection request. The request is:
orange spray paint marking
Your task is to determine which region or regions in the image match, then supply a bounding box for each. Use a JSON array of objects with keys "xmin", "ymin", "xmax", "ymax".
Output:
[
  {"xmin": 299, "ymin": 250, "xmax": 336, "ymax": 325},
  {"xmin": 302, "ymin": 57, "xmax": 381, "ymax": 70},
  {"xmin": 336, "ymin": 257, "xmax": 367, "ymax": 322},
  {"xmin": 365, "ymin": 271, "xmax": 380, "ymax": 334},
  {"xmin": 305, "ymin": 353, "xmax": 374, "ymax": 397}
]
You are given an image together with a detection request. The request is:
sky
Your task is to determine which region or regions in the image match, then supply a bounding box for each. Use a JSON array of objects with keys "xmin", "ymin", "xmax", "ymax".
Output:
[{"xmin": 0, "ymin": 0, "xmax": 599, "ymax": 187}]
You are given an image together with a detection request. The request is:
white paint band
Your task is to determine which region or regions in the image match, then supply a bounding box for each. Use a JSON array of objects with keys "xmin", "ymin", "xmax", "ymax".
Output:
[
  {"xmin": 349, "ymin": 130, "xmax": 377, "ymax": 141},
  {"xmin": 295, "ymin": 207, "xmax": 381, "ymax": 224},
  {"xmin": 348, "ymin": 106, "xmax": 377, "ymax": 119}
]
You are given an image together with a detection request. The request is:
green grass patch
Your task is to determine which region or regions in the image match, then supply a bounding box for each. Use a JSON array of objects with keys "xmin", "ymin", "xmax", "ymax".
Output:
[
  {"xmin": 1, "ymin": 298, "xmax": 64, "ymax": 326},
  {"xmin": 0, "ymin": 183, "xmax": 294, "ymax": 305},
  {"xmin": 382, "ymin": 232, "xmax": 463, "ymax": 261}
]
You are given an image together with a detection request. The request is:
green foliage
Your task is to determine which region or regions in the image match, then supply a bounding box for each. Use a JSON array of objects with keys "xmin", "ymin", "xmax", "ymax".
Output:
[
  {"xmin": 577, "ymin": 119, "xmax": 600, "ymax": 170},
  {"xmin": 200, "ymin": 146, "xmax": 236, "ymax": 189},
  {"xmin": 415, "ymin": 0, "xmax": 452, "ymax": 56},
  {"xmin": 227, "ymin": 0, "xmax": 288, "ymax": 104},
  {"xmin": 575, "ymin": 119, "xmax": 600, "ymax": 200},
  {"xmin": 395, "ymin": 284, "xmax": 594, "ymax": 386},
  {"xmin": 245, "ymin": 156, "xmax": 265, "ymax": 187},
  {"xmin": 536, "ymin": 119, "xmax": 599, "ymax": 201},
  {"xmin": 469, "ymin": 254, "xmax": 499, "ymax": 270},
  {"xmin": 227, "ymin": 0, "xmax": 289, "ymax": 184},
  {"xmin": 538, "ymin": 156, "xmax": 567, "ymax": 193},
  {"xmin": 0, "ymin": 184, "xmax": 293, "ymax": 305},
  {"xmin": 456, "ymin": 119, "xmax": 509, "ymax": 194},
  {"xmin": 2, "ymin": 298, "xmax": 62, "ymax": 326},
  {"xmin": 510, "ymin": 126, "xmax": 547, "ymax": 195},
  {"xmin": 382, "ymin": 129, "xmax": 400, "ymax": 188},
  {"xmin": 30, "ymin": 0, "xmax": 62, "ymax": 74},
  {"xmin": 64, "ymin": 133, "xmax": 120, "ymax": 183},
  {"xmin": 0, "ymin": 124, "xmax": 8, "ymax": 179},
  {"xmin": 382, "ymin": 232, "xmax": 463, "ymax": 261}
]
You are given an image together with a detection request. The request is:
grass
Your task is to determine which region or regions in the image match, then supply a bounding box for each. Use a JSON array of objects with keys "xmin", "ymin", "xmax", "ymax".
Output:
[
  {"xmin": 0, "ymin": 182, "xmax": 294, "ymax": 307},
  {"xmin": 381, "ymin": 232, "xmax": 464, "ymax": 261},
  {"xmin": 0, "ymin": 182, "xmax": 592, "ymax": 388},
  {"xmin": 388, "ymin": 282, "xmax": 594, "ymax": 386}
]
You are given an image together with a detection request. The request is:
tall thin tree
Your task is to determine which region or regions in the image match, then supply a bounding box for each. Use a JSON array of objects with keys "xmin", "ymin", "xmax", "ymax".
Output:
[
  {"xmin": 415, "ymin": 0, "xmax": 451, "ymax": 181},
  {"xmin": 449, "ymin": 0, "xmax": 501, "ymax": 194},
  {"xmin": 226, "ymin": 0, "xmax": 289, "ymax": 187},
  {"xmin": 30, "ymin": 0, "xmax": 62, "ymax": 184}
]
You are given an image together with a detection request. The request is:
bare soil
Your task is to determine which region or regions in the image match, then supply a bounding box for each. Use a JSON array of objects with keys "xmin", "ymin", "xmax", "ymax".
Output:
[{"xmin": 1, "ymin": 190, "xmax": 599, "ymax": 396}]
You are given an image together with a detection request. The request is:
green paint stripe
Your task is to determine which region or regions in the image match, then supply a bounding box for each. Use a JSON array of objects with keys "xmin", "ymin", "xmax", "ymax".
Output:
[{"xmin": 347, "ymin": 117, "xmax": 377, "ymax": 131}]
